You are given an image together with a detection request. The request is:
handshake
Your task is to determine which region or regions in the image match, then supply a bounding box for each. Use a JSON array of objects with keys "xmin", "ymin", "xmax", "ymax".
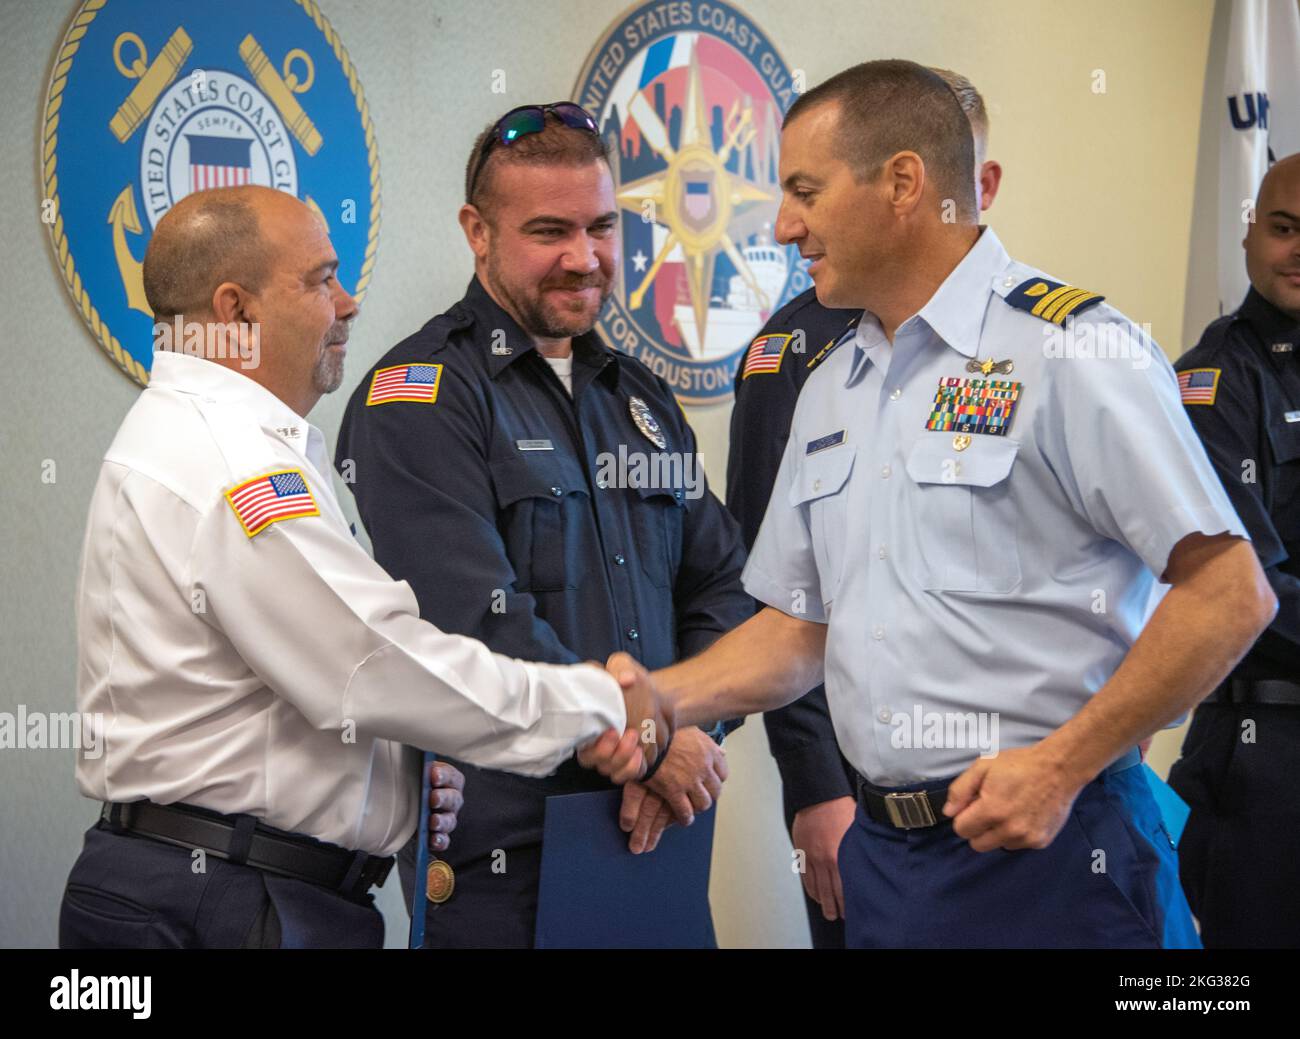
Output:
[{"xmin": 576, "ymin": 652, "xmax": 729, "ymax": 854}]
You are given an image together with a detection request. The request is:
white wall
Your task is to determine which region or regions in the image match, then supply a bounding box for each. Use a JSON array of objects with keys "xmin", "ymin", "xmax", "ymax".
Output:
[{"xmin": 0, "ymin": 0, "xmax": 1219, "ymax": 948}]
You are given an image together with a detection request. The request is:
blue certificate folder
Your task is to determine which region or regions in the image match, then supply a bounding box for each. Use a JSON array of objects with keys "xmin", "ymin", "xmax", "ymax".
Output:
[
  {"xmin": 408, "ymin": 750, "xmax": 435, "ymax": 950},
  {"xmin": 535, "ymin": 788, "xmax": 718, "ymax": 949}
]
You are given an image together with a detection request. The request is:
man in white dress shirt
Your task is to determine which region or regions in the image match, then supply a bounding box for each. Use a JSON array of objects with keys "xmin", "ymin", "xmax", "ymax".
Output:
[{"xmin": 59, "ymin": 185, "xmax": 659, "ymax": 949}]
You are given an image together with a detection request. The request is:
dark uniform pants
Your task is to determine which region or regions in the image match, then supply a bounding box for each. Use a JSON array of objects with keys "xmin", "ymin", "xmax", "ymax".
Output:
[
  {"xmin": 1169, "ymin": 703, "xmax": 1300, "ymax": 948},
  {"xmin": 838, "ymin": 764, "xmax": 1200, "ymax": 948},
  {"xmin": 59, "ymin": 822, "xmax": 384, "ymax": 949}
]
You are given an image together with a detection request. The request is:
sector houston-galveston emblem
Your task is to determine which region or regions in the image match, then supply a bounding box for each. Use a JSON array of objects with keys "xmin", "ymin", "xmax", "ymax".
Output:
[
  {"xmin": 574, "ymin": 0, "xmax": 805, "ymax": 404},
  {"xmin": 41, "ymin": 0, "xmax": 380, "ymax": 386}
]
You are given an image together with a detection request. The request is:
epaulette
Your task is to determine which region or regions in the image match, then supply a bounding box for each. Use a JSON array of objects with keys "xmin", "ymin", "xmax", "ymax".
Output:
[
  {"xmin": 1002, "ymin": 278, "xmax": 1105, "ymax": 325},
  {"xmin": 424, "ymin": 305, "xmax": 477, "ymax": 355}
]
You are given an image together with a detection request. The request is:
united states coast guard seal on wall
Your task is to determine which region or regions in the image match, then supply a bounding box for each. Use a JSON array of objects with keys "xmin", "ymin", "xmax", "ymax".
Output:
[
  {"xmin": 574, "ymin": 0, "xmax": 804, "ymax": 405},
  {"xmin": 41, "ymin": 0, "xmax": 380, "ymax": 386}
]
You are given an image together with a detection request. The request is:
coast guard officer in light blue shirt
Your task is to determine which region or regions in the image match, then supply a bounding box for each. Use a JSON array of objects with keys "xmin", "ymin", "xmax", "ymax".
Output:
[{"xmin": 610, "ymin": 60, "xmax": 1278, "ymax": 948}]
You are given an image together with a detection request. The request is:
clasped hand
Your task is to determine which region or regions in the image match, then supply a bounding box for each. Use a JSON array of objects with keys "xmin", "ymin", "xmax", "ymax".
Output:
[{"xmin": 576, "ymin": 652, "xmax": 675, "ymax": 781}]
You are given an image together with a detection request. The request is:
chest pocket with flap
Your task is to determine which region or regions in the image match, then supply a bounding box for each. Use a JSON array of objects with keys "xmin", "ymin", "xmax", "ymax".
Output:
[
  {"xmin": 904, "ymin": 433, "xmax": 1021, "ymax": 593},
  {"xmin": 490, "ymin": 454, "xmax": 590, "ymax": 592},
  {"xmin": 789, "ymin": 445, "xmax": 856, "ymax": 606},
  {"xmin": 630, "ymin": 482, "xmax": 687, "ymax": 589},
  {"xmin": 1266, "ymin": 418, "xmax": 1300, "ymax": 542}
]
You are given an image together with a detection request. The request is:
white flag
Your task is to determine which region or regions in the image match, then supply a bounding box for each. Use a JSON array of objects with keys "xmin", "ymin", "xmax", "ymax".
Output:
[{"xmin": 1218, "ymin": 0, "xmax": 1300, "ymax": 314}]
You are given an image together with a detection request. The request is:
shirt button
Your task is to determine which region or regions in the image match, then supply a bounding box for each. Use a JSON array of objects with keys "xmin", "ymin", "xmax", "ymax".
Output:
[
  {"xmin": 889, "ymin": 388, "xmax": 902, "ymax": 401},
  {"xmin": 550, "ymin": 486, "xmax": 563, "ymax": 497},
  {"xmin": 613, "ymin": 554, "xmax": 626, "ymax": 566},
  {"xmin": 873, "ymin": 626, "xmax": 885, "ymax": 640},
  {"xmin": 880, "ymin": 464, "xmax": 891, "ymax": 479},
  {"xmin": 878, "ymin": 707, "xmax": 892, "ymax": 723},
  {"xmin": 877, "ymin": 545, "xmax": 887, "ymax": 559},
  {"xmin": 1003, "ymin": 276, "xmax": 1016, "ymax": 288},
  {"xmin": 626, "ymin": 627, "xmax": 639, "ymax": 641},
  {"xmin": 674, "ymin": 490, "xmax": 684, "ymax": 501},
  {"xmin": 597, "ymin": 478, "xmax": 609, "ymax": 489},
  {"xmin": 813, "ymin": 478, "xmax": 822, "ymax": 492}
]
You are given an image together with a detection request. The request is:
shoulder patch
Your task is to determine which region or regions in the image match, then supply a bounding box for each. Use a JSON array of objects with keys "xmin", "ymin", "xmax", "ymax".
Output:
[
  {"xmin": 742, "ymin": 333, "xmax": 790, "ymax": 378},
  {"xmin": 225, "ymin": 469, "xmax": 319, "ymax": 538},
  {"xmin": 1177, "ymin": 367, "xmax": 1221, "ymax": 406},
  {"xmin": 365, "ymin": 363, "xmax": 443, "ymax": 405},
  {"xmin": 1003, "ymin": 278, "xmax": 1105, "ymax": 325}
]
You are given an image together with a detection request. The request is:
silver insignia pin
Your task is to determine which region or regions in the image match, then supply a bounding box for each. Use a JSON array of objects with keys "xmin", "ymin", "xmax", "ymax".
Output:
[{"xmin": 628, "ymin": 395, "xmax": 666, "ymax": 449}]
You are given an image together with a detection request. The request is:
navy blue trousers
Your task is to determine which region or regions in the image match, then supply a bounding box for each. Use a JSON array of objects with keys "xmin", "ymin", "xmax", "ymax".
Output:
[
  {"xmin": 1169, "ymin": 703, "xmax": 1300, "ymax": 948},
  {"xmin": 838, "ymin": 765, "xmax": 1200, "ymax": 948},
  {"xmin": 59, "ymin": 822, "xmax": 384, "ymax": 949}
]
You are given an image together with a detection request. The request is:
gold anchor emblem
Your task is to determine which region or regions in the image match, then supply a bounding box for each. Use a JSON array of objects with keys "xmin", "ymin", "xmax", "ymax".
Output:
[
  {"xmin": 102, "ymin": 27, "xmax": 332, "ymax": 317},
  {"xmin": 106, "ymin": 27, "xmax": 196, "ymax": 316},
  {"xmin": 239, "ymin": 36, "xmax": 322, "ymax": 155},
  {"xmin": 108, "ymin": 28, "xmax": 193, "ymax": 143}
]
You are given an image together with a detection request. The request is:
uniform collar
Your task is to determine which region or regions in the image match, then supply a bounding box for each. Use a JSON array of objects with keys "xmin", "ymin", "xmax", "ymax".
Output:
[
  {"xmin": 1237, "ymin": 287, "xmax": 1300, "ymax": 364},
  {"xmin": 848, "ymin": 227, "xmax": 1008, "ymax": 385},
  {"xmin": 148, "ymin": 351, "xmax": 322, "ymax": 461},
  {"xmin": 462, "ymin": 276, "xmax": 619, "ymax": 387}
]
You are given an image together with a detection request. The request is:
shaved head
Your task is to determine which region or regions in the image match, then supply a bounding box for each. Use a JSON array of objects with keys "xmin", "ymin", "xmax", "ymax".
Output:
[
  {"xmin": 142, "ymin": 184, "xmax": 357, "ymax": 417},
  {"xmin": 1245, "ymin": 153, "xmax": 1300, "ymax": 319},
  {"xmin": 1256, "ymin": 152, "xmax": 1300, "ymax": 211},
  {"xmin": 143, "ymin": 185, "xmax": 285, "ymax": 319}
]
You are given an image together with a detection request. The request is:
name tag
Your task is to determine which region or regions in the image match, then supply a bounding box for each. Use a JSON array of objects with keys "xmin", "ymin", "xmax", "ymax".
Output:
[
  {"xmin": 516, "ymin": 439, "xmax": 554, "ymax": 451},
  {"xmin": 1286, "ymin": 412, "xmax": 1300, "ymax": 424},
  {"xmin": 1273, "ymin": 342, "xmax": 1294, "ymax": 353},
  {"xmin": 806, "ymin": 430, "xmax": 846, "ymax": 454}
]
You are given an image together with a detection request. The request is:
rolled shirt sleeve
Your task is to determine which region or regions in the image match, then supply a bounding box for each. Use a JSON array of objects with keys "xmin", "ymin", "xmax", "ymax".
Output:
[{"xmin": 1043, "ymin": 321, "xmax": 1249, "ymax": 577}]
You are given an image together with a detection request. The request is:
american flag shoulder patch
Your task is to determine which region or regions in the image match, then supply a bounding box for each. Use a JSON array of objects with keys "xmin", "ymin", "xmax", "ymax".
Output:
[
  {"xmin": 742, "ymin": 334, "xmax": 791, "ymax": 378},
  {"xmin": 225, "ymin": 469, "xmax": 319, "ymax": 538},
  {"xmin": 365, "ymin": 363, "xmax": 444, "ymax": 406},
  {"xmin": 1177, "ymin": 367, "xmax": 1220, "ymax": 406}
]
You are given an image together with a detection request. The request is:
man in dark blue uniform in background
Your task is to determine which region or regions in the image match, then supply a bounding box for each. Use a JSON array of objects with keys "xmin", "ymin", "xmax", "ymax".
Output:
[
  {"xmin": 337, "ymin": 104, "xmax": 748, "ymax": 948},
  {"xmin": 724, "ymin": 69, "xmax": 1002, "ymax": 947},
  {"xmin": 1169, "ymin": 152, "xmax": 1300, "ymax": 948}
]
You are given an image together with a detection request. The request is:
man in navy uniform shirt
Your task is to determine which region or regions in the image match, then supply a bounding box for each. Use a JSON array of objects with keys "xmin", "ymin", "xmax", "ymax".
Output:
[
  {"xmin": 1169, "ymin": 153, "xmax": 1300, "ymax": 948},
  {"xmin": 337, "ymin": 104, "xmax": 748, "ymax": 948},
  {"xmin": 724, "ymin": 68, "xmax": 1002, "ymax": 946}
]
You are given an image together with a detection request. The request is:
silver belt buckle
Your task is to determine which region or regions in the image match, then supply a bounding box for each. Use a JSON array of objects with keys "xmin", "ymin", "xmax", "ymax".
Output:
[{"xmin": 884, "ymin": 791, "xmax": 937, "ymax": 829}]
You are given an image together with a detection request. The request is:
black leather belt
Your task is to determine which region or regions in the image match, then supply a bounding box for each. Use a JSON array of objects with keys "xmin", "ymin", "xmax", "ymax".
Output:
[
  {"xmin": 855, "ymin": 748, "xmax": 1144, "ymax": 831},
  {"xmin": 855, "ymin": 778, "xmax": 951, "ymax": 830},
  {"xmin": 101, "ymin": 801, "xmax": 394, "ymax": 902},
  {"xmin": 1210, "ymin": 677, "xmax": 1300, "ymax": 706}
]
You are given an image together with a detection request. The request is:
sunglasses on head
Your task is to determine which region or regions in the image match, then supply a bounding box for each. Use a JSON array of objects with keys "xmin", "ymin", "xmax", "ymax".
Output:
[{"xmin": 467, "ymin": 102, "xmax": 601, "ymax": 203}]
